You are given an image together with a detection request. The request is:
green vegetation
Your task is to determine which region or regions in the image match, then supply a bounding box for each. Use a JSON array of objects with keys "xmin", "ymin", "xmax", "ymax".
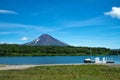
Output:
[
  {"xmin": 0, "ymin": 44, "xmax": 120, "ymax": 56},
  {"xmin": 0, "ymin": 65, "xmax": 120, "ymax": 80}
]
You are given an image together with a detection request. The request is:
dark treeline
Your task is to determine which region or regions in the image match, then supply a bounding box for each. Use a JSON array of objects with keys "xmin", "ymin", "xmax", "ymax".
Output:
[{"xmin": 0, "ymin": 44, "xmax": 120, "ymax": 56}]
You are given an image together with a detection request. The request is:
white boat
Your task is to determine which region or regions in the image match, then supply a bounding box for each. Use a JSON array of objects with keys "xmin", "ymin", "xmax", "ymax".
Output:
[
  {"xmin": 84, "ymin": 58, "xmax": 91, "ymax": 63},
  {"xmin": 84, "ymin": 49, "xmax": 94, "ymax": 63},
  {"xmin": 106, "ymin": 57, "xmax": 114, "ymax": 63},
  {"xmin": 84, "ymin": 57, "xmax": 114, "ymax": 63}
]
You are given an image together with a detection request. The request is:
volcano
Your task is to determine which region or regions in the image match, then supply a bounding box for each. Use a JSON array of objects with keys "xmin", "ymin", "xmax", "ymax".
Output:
[{"xmin": 24, "ymin": 34, "xmax": 69, "ymax": 46}]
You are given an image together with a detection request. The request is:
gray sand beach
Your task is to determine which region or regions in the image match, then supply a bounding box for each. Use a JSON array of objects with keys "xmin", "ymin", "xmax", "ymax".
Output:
[{"xmin": 0, "ymin": 63, "xmax": 120, "ymax": 70}]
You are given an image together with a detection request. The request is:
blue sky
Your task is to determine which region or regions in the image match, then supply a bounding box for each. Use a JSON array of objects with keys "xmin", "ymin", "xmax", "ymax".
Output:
[{"xmin": 0, "ymin": 0, "xmax": 120, "ymax": 49}]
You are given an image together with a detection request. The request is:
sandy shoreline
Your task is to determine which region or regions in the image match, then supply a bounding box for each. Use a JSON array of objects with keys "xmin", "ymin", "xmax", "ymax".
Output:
[
  {"xmin": 0, "ymin": 65, "xmax": 40, "ymax": 70},
  {"xmin": 0, "ymin": 63, "xmax": 84, "ymax": 70},
  {"xmin": 0, "ymin": 63, "xmax": 120, "ymax": 70}
]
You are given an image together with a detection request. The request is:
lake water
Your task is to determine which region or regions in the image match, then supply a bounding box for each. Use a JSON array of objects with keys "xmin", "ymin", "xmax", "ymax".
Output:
[{"xmin": 0, "ymin": 56, "xmax": 120, "ymax": 65}]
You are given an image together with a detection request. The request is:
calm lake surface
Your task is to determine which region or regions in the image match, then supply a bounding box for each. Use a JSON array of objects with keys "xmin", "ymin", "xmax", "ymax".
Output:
[{"xmin": 0, "ymin": 56, "xmax": 120, "ymax": 65}]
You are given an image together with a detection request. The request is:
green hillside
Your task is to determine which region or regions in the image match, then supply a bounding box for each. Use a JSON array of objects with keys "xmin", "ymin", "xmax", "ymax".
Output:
[{"xmin": 0, "ymin": 44, "xmax": 119, "ymax": 56}]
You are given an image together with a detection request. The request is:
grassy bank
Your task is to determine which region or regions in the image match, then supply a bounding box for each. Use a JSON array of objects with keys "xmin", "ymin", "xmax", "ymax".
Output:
[{"xmin": 0, "ymin": 65, "xmax": 120, "ymax": 80}]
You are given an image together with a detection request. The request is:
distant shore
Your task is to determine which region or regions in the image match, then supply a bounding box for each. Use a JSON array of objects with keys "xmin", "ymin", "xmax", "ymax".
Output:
[{"xmin": 0, "ymin": 63, "xmax": 120, "ymax": 70}]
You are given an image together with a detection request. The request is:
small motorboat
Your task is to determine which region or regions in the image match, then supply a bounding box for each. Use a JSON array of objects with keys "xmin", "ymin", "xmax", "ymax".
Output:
[
  {"xmin": 84, "ymin": 58, "xmax": 91, "ymax": 63},
  {"xmin": 106, "ymin": 57, "xmax": 114, "ymax": 63}
]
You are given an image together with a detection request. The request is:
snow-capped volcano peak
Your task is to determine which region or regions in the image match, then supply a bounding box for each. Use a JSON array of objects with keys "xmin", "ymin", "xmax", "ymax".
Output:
[{"xmin": 24, "ymin": 34, "xmax": 69, "ymax": 46}]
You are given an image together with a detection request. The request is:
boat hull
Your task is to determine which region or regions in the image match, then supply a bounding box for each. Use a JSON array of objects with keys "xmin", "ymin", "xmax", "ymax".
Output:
[
  {"xmin": 84, "ymin": 60, "xmax": 91, "ymax": 63},
  {"xmin": 106, "ymin": 61, "xmax": 114, "ymax": 63}
]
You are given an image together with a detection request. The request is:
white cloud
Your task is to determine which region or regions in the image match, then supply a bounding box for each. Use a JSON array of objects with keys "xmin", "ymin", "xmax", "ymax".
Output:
[
  {"xmin": 104, "ymin": 7, "xmax": 120, "ymax": 19},
  {"xmin": 20, "ymin": 37, "xmax": 29, "ymax": 41},
  {"xmin": 60, "ymin": 16, "xmax": 106, "ymax": 28},
  {"xmin": 0, "ymin": 31, "xmax": 20, "ymax": 35},
  {"xmin": 0, "ymin": 32, "xmax": 12, "ymax": 35},
  {"xmin": 0, "ymin": 9, "xmax": 18, "ymax": 14},
  {"xmin": 0, "ymin": 22, "xmax": 55, "ymax": 32}
]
